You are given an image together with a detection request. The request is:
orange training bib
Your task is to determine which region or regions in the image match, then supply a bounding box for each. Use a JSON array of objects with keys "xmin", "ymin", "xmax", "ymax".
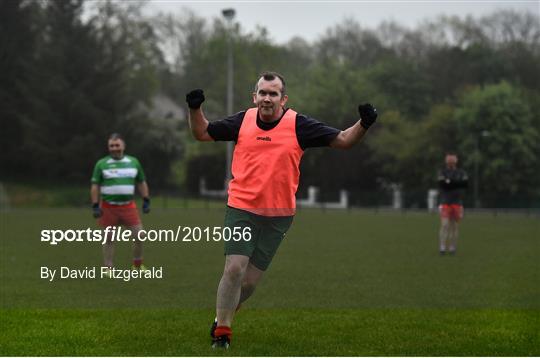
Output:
[{"xmin": 227, "ymin": 108, "xmax": 303, "ymax": 216}]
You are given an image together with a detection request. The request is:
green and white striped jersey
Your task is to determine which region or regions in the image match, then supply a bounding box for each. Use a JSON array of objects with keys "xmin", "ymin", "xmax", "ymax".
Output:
[{"xmin": 91, "ymin": 155, "xmax": 146, "ymax": 204}]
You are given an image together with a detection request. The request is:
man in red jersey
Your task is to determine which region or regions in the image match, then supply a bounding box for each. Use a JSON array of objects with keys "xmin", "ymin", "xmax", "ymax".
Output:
[{"xmin": 186, "ymin": 71, "xmax": 378, "ymax": 348}]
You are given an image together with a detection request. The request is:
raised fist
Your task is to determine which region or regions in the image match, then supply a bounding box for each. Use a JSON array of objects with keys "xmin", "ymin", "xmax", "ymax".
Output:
[
  {"xmin": 186, "ymin": 89, "xmax": 205, "ymax": 109},
  {"xmin": 358, "ymin": 103, "xmax": 378, "ymax": 129}
]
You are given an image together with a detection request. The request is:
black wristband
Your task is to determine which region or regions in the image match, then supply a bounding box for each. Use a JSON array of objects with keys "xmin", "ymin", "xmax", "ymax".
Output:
[{"xmin": 92, "ymin": 203, "xmax": 99, "ymax": 209}]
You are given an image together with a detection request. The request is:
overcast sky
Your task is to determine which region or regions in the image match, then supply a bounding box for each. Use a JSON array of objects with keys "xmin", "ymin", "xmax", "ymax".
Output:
[{"xmin": 144, "ymin": 1, "xmax": 539, "ymax": 44}]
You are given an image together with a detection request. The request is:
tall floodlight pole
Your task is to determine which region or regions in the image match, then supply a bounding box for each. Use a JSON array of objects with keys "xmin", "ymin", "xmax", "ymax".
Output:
[{"xmin": 222, "ymin": 8, "xmax": 235, "ymax": 189}]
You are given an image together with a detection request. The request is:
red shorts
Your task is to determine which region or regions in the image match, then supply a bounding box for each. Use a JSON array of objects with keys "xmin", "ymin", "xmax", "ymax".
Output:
[
  {"xmin": 439, "ymin": 204, "xmax": 464, "ymax": 221},
  {"xmin": 98, "ymin": 201, "xmax": 141, "ymax": 228}
]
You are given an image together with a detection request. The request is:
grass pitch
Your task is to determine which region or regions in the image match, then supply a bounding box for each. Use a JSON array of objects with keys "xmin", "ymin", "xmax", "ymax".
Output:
[{"xmin": 1, "ymin": 208, "xmax": 539, "ymax": 355}]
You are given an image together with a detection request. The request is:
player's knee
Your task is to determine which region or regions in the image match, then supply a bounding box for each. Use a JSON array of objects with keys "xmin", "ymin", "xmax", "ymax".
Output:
[{"xmin": 224, "ymin": 262, "xmax": 246, "ymax": 282}]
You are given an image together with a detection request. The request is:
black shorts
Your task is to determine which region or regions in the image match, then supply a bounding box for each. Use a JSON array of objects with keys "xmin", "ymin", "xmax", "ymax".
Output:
[{"xmin": 223, "ymin": 206, "xmax": 294, "ymax": 271}]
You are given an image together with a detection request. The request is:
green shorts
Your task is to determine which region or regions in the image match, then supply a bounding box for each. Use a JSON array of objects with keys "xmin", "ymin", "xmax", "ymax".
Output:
[{"xmin": 224, "ymin": 206, "xmax": 294, "ymax": 271}]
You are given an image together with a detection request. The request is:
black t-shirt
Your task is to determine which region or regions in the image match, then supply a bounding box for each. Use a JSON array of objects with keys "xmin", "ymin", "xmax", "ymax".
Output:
[
  {"xmin": 206, "ymin": 108, "xmax": 341, "ymax": 150},
  {"xmin": 438, "ymin": 168, "xmax": 469, "ymax": 205}
]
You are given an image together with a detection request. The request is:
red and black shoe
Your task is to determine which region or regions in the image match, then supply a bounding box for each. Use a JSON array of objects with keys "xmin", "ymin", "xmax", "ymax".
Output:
[
  {"xmin": 211, "ymin": 326, "xmax": 232, "ymax": 349},
  {"xmin": 211, "ymin": 335, "xmax": 230, "ymax": 349}
]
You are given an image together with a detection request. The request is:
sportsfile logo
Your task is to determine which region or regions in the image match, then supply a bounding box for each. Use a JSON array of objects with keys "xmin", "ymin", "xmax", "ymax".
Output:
[
  {"xmin": 256, "ymin": 136, "xmax": 272, "ymax": 142},
  {"xmin": 40, "ymin": 226, "xmax": 252, "ymax": 245}
]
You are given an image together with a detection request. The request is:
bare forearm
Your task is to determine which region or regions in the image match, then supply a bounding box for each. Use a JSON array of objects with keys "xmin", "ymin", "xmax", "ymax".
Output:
[
  {"xmin": 90, "ymin": 185, "xmax": 100, "ymax": 204},
  {"xmin": 138, "ymin": 182, "xmax": 149, "ymax": 198},
  {"xmin": 330, "ymin": 120, "xmax": 367, "ymax": 149},
  {"xmin": 188, "ymin": 108, "xmax": 212, "ymax": 141}
]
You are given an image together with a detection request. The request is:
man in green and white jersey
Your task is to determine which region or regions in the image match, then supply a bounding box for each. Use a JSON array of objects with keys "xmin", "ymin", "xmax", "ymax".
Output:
[{"xmin": 90, "ymin": 133, "xmax": 151, "ymax": 271}]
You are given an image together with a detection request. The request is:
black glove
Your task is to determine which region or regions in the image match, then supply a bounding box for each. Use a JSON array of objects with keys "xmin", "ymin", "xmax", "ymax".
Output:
[
  {"xmin": 92, "ymin": 203, "xmax": 102, "ymax": 218},
  {"xmin": 142, "ymin": 197, "xmax": 150, "ymax": 214},
  {"xmin": 358, "ymin": 103, "xmax": 378, "ymax": 129},
  {"xmin": 186, "ymin": 89, "xmax": 205, "ymax": 109}
]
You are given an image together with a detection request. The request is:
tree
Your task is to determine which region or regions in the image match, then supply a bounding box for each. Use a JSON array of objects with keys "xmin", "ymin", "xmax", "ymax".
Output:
[
  {"xmin": 455, "ymin": 81, "xmax": 539, "ymax": 206},
  {"xmin": 364, "ymin": 59, "xmax": 433, "ymax": 119},
  {"xmin": 0, "ymin": 0, "xmax": 44, "ymax": 177},
  {"xmin": 3, "ymin": 0, "xmax": 177, "ymax": 185},
  {"xmin": 316, "ymin": 19, "xmax": 391, "ymax": 68}
]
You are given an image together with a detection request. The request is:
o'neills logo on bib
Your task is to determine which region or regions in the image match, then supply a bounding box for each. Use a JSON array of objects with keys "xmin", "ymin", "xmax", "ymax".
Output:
[{"xmin": 228, "ymin": 108, "xmax": 304, "ymax": 217}]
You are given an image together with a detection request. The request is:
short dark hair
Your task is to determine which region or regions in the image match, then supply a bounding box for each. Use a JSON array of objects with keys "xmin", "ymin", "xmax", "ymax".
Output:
[
  {"xmin": 254, "ymin": 71, "xmax": 286, "ymax": 96},
  {"xmin": 108, "ymin": 133, "xmax": 124, "ymax": 141}
]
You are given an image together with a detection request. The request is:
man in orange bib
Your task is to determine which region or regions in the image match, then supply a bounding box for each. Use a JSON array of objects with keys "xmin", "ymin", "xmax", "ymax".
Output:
[{"xmin": 186, "ymin": 71, "xmax": 378, "ymax": 348}]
